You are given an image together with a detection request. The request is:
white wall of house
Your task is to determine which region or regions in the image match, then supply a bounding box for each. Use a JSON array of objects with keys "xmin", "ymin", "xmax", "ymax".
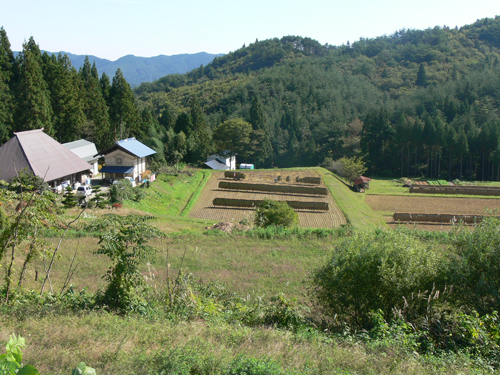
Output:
[
  {"xmin": 104, "ymin": 150, "xmax": 148, "ymax": 181},
  {"xmin": 90, "ymin": 161, "xmax": 99, "ymax": 175}
]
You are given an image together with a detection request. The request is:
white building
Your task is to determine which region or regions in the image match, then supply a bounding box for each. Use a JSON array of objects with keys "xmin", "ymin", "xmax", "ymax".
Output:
[
  {"xmin": 205, "ymin": 152, "xmax": 236, "ymax": 170},
  {"xmin": 99, "ymin": 137, "xmax": 156, "ymax": 182}
]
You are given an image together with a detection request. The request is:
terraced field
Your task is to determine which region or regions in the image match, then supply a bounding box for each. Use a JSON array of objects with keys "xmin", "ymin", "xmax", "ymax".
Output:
[
  {"xmin": 189, "ymin": 171, "xmax": 346, "ymax": 228},
  {"xmin": 366, "ymin": 195, "xmax": 500, "ymax": 215}
]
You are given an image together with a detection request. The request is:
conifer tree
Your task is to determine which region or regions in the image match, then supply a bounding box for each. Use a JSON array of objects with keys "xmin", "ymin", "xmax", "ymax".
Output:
[
  {"xmin": 90, "ymin": 185, "xmax": 108, "ymax": 208},
  {"xmin": 14, "ymin": 37, "xmax": 53, "ymax": 134},
  {"xmin": 159, "ymin": 102, "xmax": 176, "ymax": 132},
  {"xmin": 42, "ymin": 53, "xmax": 85, "ymax": 143},
  {"xmin": 0, "ymin": 27, "xmax": 14, "ymax": 83},
  {"xmin": 62, "ymin": 185, "xmax": 78, "ymax": 208},
  {"xmin": 100, "ymin": 71, "xmax": 111, "ymax": 105},
  {"xmin": 0, "ymin": 27, "xmax": 14, "ymax": 142},
  {"xmin": 249, "ymin": 96, "xmax": 265, "ymax": 130},
  {"xmin": 248, "ymin": 96, "xmax": 272, "ymax": 166},
  {"xmin": 109, "ymin": 68, "xmax": 141, "ymax": 140},
  {"xmin": 187, "ymin": 96, "xmax": 213, "ymax": 163},
  {"xmin": 416, "ymin": 63, "xmax": 428, "ymax": 87},
  {"xmin": 174, "ymin": 112, "xmax": 192, "ymax": 135},
  {"xmin": 79, "ymin": 56, "xmax": 111, "ymax": 149}
]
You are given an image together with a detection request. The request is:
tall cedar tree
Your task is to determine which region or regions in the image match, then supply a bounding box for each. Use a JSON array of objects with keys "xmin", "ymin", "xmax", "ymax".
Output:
[
  {"xmin": 79, "ymin": 56, "xmax": 111, "ymax": 150},
  {"xmin": 415, "ymin": 63, "xmax": 428, "ymax": 87},
  {"xmin": 187, "ymin": 96, "xmax": 212, "ymax": 163},
  {"xmin": 14, "ymin": 37, "xmax": 53, "ymax": 135},
  {"xmin": 109, "ymin": 68, "xmax": 141, "ymax": 141},
  {"xmin": 0, "ymin": 27, "xmax": 14, "ymax": 141},
  {"xmin": 42, "ymin": 53, "xmax": 85, "ymax": 143},
  {"xmin": 249, "ymin": 96, "xmax": 273, "ymax": 167},
  {"xmin": 100, "ymin": 71, "xmax": 111, "ymax": 105}
]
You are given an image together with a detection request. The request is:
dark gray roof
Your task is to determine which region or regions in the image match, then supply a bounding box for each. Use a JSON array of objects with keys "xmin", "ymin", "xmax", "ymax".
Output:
[
  {"xmin": 63, "ymin": 139, "xmax": 99, "ymax": 162},
  {"xmin": 0, "ymin": 129, "xmax": 91, "ymax": 182}
]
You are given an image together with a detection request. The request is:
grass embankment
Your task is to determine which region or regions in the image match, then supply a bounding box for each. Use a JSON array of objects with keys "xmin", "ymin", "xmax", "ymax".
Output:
[
  {"xmin": 317, "ymin": 168, "xmax": 386, "ymax": 230},
  {"xmin": 119, "ymin": 169, "xmax": 214, "ymax": 232},
  {"xmin": 124, "ymin": 169, "xmax": 211, "ymax": 216}
]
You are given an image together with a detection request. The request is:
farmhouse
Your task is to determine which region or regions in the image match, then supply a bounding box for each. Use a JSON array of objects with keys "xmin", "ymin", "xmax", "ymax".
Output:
[
  {"xmin": 99, "ymin": 137, "xmax": 156, "ymax": 182},
  {"xmin": 0, "ymin": 128, "xmax": 92, "ymax": 188},
  {"xmin": 205, "ymin": 152, "xmax": 236, "ymax": 170},
  {"xmin": 63, "ymin": 139, "xmax": 100, "ymax": 176}
]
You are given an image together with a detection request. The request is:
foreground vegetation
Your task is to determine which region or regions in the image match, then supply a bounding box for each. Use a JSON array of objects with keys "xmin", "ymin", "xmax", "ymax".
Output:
[{"xmin": 1, "ymin": 170, "xmax": 500, "ymax": 374}]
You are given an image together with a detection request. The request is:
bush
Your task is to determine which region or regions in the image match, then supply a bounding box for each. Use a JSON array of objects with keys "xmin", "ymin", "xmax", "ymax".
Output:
[
  {"xmin": 451, "ymin": 218, "xmax": 500, "ymax": 314},
  {"xmin": 254, "ymin": 199, "xmax": 298, "ymax": 228},
  {"xmin": 311, "ymin": 230, "xmax": 442, "ymax": 329}
]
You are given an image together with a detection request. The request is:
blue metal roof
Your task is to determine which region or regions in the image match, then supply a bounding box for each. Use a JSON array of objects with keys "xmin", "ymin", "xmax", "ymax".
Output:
[
  {"xmin": 100, "ymin": 166, "xmax": 134, "ymax": 174},
  {"xmin": 116, "ymin": 137, "xmax": 156, "ymax": 158}
]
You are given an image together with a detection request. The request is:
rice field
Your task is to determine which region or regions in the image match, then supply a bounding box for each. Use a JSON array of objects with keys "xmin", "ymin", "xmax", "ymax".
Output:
[
  {"xmin": 189, "ymin": 171, "xmax": 346, "ymax": 228},
  {"xmin": 365, "ymin": 195, "xmax": 500, "ymax": 215}
]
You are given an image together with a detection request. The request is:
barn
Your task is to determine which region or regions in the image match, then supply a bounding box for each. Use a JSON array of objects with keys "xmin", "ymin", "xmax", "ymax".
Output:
[{"xmin": 0, "ymin": 128, "xmax": 92, "ymax": 189}]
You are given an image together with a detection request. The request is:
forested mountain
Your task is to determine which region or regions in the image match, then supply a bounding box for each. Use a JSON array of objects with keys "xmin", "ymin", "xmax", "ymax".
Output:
[
  {"xmin": 13, "ymin": 50, "xmax": 223, "ymax": 87},
  {"xmin": 135, "ymin": 16, "xmax": 500, "ymax": 181},
  {"xmin": 3, "ymin": 17, "xmax": 500, "ymax": 180}
]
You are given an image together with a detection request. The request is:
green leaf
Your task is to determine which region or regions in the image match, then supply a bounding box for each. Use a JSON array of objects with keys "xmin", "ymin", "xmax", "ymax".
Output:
[
  {"xmin": 71, "ymin": 362, "xmax": 96, "ymax": 375},
  {"xmin": 17, "ymin": 365, "xmax": 41, "ymax": 375}
]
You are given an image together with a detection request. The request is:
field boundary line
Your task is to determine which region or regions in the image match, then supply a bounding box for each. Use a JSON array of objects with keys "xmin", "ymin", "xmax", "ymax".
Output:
[{"xmin": 180, "ymin": 170, "xmax": 210, "ymax": 217}]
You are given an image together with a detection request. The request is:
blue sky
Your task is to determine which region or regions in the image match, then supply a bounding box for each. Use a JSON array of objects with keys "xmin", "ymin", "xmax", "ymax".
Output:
[{"xmin": 1, "ymin": 0, "xmax": 499, "ymax": 61}]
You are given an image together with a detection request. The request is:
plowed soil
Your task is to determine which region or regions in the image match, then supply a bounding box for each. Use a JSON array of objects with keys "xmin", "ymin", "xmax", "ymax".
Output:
[
  {"xmin": 189, "ymin": 171, "xmax": 346, "ymax": 228},
  {"xmin": 365, "ymin": 195, "xmax": 500, "ymax": 215}
]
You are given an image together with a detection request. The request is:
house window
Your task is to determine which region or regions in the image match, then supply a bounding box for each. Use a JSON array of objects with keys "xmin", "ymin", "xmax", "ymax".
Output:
[{"xmin": 116, "ymin": 157, "xmax": 122, "ymax": 165}]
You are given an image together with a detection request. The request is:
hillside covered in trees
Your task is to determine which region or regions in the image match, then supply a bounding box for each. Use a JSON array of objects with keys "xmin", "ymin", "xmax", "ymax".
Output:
[
  {"xmin": 2, "ymin": 16, "xmax": 500, "ymax": 180},
  {"xmin": 135, "ymin": 16, "xmax": 500, "ymax": 181}
]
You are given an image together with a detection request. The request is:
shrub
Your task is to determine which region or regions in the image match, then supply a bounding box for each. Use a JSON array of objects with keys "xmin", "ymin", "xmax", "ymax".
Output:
[
  {"xmin": 311, "ymin": 230, "xmax": 442, "ymax": 329},
  {"xmin": 254, "ymin": 199, "xmax": 298, "ymax": 228},
  {"xmin": 451, "ymin": 218, "xmax": 500, "ymax": 314}
]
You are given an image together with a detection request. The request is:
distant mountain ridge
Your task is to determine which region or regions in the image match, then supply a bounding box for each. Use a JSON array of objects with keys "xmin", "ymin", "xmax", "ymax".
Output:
[{"xmin": 13, "ymin": 51, "xmax": 224, "ymax": 87}]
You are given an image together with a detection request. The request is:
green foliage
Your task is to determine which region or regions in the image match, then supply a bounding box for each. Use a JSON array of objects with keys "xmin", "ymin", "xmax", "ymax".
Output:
[
  {"xmin": 94, "ymin": 215, "xmax": 164, "ymax": 311},
  {"xmin": 62, "ymin": 185, "xmax": 78, "ymax": 208},
  {"xmin": 71, "ymin": 362, "xmax": 96, "ymax": 375},
  {"xmin": 213, "ymin": 118, "xmax": 253, "ymax": 159},
  {"xmin": 254, "ymin": 199, "xmax": 298, "ymax": 228},
  {"xmin": 107, "ymin": 180, "xmax": 144, "ymax": 204},
  {"xmin": 8, "ymin": 169, "xmax": 49, "ymax": 193},
  {"xmin": 0, "ymin": 334, "xmax": 40, "ymax": 375},
  {"xmin": 451, "ymin": 218, "xmax": 500, "ymax": 314},
  {"xmin": 311, "ymin": 230, "xmax": 442, "ymax": 328},
  {"xmin": 89, "ymin": 185, "xmax": 107, "ymax": 209},
  {"xmin": 322, "ymin": 156, "xmax": 367, "ymax": 183}
]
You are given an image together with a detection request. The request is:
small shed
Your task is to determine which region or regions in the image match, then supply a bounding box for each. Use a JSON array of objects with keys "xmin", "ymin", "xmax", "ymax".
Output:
[
  {"xmin": 353, "ymin": 176, "xmax": 371, "ymax": 192},
  {"xmin": 205, "ymin": 152, "xmax": 236, "ymax": 170}
]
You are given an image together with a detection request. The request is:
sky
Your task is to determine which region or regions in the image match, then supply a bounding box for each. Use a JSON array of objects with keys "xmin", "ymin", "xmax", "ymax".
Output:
[{"xmin": 1, "ymin": 0, "xmax": 499, "ymax": 61}]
